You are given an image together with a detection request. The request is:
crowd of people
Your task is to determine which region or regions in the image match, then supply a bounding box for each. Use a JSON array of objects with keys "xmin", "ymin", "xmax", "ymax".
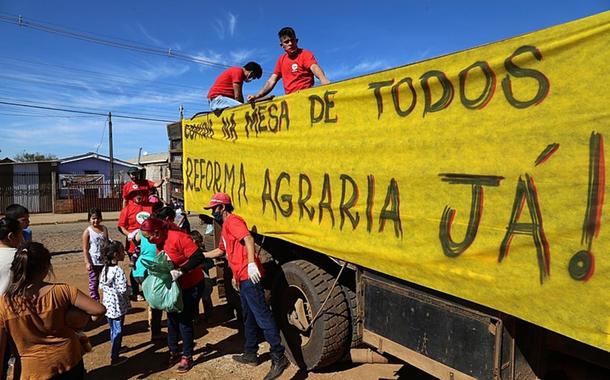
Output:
[{"xmin": 0, "ymin": 187, "xmax": 288, "ymax": 380}]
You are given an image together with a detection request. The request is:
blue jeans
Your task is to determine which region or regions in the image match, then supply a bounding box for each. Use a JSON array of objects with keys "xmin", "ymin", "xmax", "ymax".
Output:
[
  {"xmin": 239, "ymin": 279, "xmax": 284, "ymax": 359},
  {"xmin": 209, "ymin": 96, "xmax": 242, "ymax": 111},
  {"xmin": 167, "ymin": 282, "xmax": 203, "ymax": 358},
  {"xmin": 108, "ymin": 317, "xmax": 125, "ymax": 361}
]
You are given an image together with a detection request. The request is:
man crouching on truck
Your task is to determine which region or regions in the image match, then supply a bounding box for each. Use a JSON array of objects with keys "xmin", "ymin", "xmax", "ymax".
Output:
[
  {"xmin": 208, "ymin": 62, "xmax": 263, "ymax": 111},
  {"xmin": 170, "ymin": 192, "xmax": 289, "ymax": 380}
]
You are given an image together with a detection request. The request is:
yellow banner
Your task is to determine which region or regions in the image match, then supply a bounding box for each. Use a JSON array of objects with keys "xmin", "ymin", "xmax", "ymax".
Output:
[{"xmin": 183, "ymin": 11, "xmax": 610, "ymax": 352}]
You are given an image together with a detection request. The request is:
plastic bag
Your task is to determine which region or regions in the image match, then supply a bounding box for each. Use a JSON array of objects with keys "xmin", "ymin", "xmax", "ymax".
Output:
[{"xmin": 141, "ymin": 252, "xmax": 183, "ymax": 313}]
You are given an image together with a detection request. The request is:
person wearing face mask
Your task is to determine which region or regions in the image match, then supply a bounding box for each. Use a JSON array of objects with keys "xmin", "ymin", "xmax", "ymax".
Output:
[
  {"xmin": 118, "ymin": 185, "xmax": 153, "ymax": 302},
  {"xmin": 169, "ymin": 192, "xmax": 289, "ymax": 380},
  {"xmin": 122, "ymin": 168, "xmax": 165, "ymax": 208},
  {"xmin": 207, "ymin": 62, "xmax": 263, "ymax": 111},
  {"xmin": 248, "ymin": 26, "xmax": 329, "ymax": 102},
  {"xmin": 139, "ymin": 217, "xmax": 203, "ymax": 373}
]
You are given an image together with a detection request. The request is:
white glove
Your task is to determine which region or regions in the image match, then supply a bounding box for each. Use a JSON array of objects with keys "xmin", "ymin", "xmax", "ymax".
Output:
[
  {"xmin": 127, "ymin": 229, "xmax": 140, "ymax": 241},
  {"xmin": 170, "ymin": 269, "xmax": 183, "ymax": 282},
  {"xmin": 247, "ymin": 263, "xmax": 261, "ymax": 284}
]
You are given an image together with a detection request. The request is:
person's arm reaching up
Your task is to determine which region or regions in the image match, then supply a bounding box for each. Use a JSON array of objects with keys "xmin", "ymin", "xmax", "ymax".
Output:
[{"xmin": 248, "ymin": 74, "xmax": 280, "ymax": 102}]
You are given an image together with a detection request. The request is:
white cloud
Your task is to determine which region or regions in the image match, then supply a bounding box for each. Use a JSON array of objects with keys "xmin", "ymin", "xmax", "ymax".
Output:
[
  {"xmin": 213, "ymin": 12, "xmax": 238, "ymax": 40},
  {"xmin": 137, "ymin": 23, "xmax": 164, "ymax": 46},
  {"xmin": 228, "ymin": 13, "xmax": 237, "ymax": 36},
  {"xmin": 212, "ymin": 19, "xmax": 225, "ymax": 40},
  {"xmin": 325, "ymin": 60, "xmax": 389, "ymax": 81},
  {"xmin": 229, "ymin": 49, "xmax": 255, "ymax": 63}
]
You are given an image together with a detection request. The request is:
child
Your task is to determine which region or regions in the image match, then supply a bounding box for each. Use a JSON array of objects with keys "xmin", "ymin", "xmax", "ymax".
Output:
[
  {"xmin": 82, "ymin": 208, "xmax": 108, "ymax": 301},
  {"xmin": 190, "ymin": 230, "xmax": 214, "ymax": 322},
  {"xmin": 5, "ymin": 204, "xmax": 31, "ymax": 241},
  {"xmin": 100, "ymin": 241, "xmax": 131, "ymax": 367}
]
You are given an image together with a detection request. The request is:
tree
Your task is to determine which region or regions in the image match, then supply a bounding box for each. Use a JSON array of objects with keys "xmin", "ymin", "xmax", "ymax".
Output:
[{"xmin": 13, "ymin": 152, "xmax": 58, "ymax": 162}]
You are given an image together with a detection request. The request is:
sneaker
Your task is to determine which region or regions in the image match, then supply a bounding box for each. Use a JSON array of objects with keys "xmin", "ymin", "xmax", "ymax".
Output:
[
  {"xmin": 263, "ymin": 355, "xmax": 289, "ymax": 380},
  {"xmin": 136, "ymin": 294, "xmax": 145, "ymax": 302},
  {"xmin": 168, "ymin": 352, "xmax": 181, "ymax": 367},
  {"xmin": 232, "ymin": 352, "xmax": 259, "ymax": 367},
  {"xmin": 176, "ymin": 356, "xmax": 192, "ymax": 373},
  {"xmin": 111, "ymin": 356, "xmax": 128, "ymax": 367}
]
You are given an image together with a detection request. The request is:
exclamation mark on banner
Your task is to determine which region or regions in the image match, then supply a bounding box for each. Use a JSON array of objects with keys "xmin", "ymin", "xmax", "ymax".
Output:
[{"xmin": 569, "ymin": 132, "xmax": 605, "ymax": 281}]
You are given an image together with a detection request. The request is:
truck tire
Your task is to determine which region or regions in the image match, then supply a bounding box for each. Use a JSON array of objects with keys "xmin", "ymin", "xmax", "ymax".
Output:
[
  {"xmin": 341, "ymin": 284, "xmax": 362, "ymax": 348},
  {"xmin": 272, "ymin": 260, "xmax": 350, "ymax": 370}
]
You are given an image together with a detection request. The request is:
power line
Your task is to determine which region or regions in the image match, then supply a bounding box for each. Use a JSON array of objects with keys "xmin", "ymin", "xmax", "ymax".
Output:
[
  {"xmin": 0, "ymin": 95, "xmax": 178, "ymax": 120},
  {"xmin": 0, "ymin": 112, "xmax": 92, "ymax": 118},
  {"xmin": 0, "ymin": 14, "xmax": 231, "ymax": 69},
  {"xmin": 0, "ymin": 56, "xmax": 208, "ymax": 92},
  {"xmin": 0, "ymin": 100, "xmax": 175, "ymax": 123}
]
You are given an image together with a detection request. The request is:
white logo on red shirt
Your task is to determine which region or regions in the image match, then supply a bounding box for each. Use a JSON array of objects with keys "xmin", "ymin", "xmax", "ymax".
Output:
[
  {"xmin": 136, "ymin": 211, "xmax": 151, "ymax": 225},
  {"xmin": 291, "ymin": 63, "xmax": 298, "ymax": 73}
]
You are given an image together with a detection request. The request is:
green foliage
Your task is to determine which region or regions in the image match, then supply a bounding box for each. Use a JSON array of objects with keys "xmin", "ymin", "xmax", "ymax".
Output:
[{"xmin": 13, "ymin": 152, "xmax": 58, "ymax": 162}]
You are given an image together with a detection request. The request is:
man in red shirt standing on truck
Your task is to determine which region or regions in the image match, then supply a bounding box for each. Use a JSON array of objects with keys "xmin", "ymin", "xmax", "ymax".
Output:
[
  {"xmin": 248, "ymin": 26, "xmax": 330, "ymax": 101},
  {"xmin": 208, "ymin": 62, "xmax": 263, "ymax": 111}
]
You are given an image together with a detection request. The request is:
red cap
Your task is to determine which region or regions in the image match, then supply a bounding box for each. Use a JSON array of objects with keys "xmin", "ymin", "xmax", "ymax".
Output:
[{"xmin": 203, "ymin": 192, "xmax": 232, "ymax": 209}]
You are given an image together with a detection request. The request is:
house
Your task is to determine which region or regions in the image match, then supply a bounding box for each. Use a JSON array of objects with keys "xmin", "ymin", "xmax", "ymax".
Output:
[
  {"xmin": 59, "ymin": 152, "xmax": 137, "ymax": 181},
  {"xmin": 56, "ymin": 152, "xmax": 139, "ymax": 213},
  {"xmin": 0, "ymin": 160, "xmax": 59, "ymax": 213}
]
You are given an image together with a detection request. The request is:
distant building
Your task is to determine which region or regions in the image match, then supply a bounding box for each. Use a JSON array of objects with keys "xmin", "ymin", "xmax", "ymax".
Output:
[
  {"xmin": 59, "ymin": 152, "xmax": 137, "ymax": 181},
  {"xmin": 56, "ymin": 152, "xmax": 139, "ymax": 213},
  {"xmin": 0, "ymin": 160, "xmax": 59, "ymax": 213}
]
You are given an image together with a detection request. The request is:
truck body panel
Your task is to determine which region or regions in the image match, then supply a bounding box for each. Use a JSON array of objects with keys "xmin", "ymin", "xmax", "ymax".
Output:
[{"xmin": 174, "ymin": 10, "xmax": 610, "ymax": 377}]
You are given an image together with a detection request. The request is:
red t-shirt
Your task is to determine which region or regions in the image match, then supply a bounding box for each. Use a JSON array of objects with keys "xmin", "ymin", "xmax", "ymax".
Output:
[
  {"xmin": 122, "ymin": 180, "xmax": 155, "ymax": 200},
  {"xmin": 207, "ymin": 67, "xmax": 245, "ymax": 100},
  {"xmin": 219, "ymin": 214, "xmax": 263, "ymax": 282},
  {"xmin": 118, "ymin": 202, "xmax": 152, "ymax": 252},
  {"xmin": 273, "ymin": 48, "xmax": 318, "ymax": 94},
  {"xmin": 162, "ymin": 229, "xmax": 203, "ymax": 289}
]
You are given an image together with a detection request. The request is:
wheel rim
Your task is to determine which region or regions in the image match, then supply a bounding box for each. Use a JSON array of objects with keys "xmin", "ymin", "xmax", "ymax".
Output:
[{"xmin": 282, "ymin": 284, "xmax": 313, "ymax": 346}]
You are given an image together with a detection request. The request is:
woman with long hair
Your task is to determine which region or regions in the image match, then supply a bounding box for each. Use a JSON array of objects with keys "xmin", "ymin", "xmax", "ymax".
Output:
[{"xmin": 0, "ymin": 242, "xmax": 106, "ymax": 379}]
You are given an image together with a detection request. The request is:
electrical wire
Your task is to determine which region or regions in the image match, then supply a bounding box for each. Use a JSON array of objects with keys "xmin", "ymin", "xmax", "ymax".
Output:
[
  {"xmin": 0, "ymin": 14, "xmax": 231, "ymax": 69},
  {"xmin": 0, "ymin": 100, "xmax": 175, "ymax": 123},
  {"xmin": 0, "ymin": 95, "xmax": 179, "ymax": 120},
  {"xmin": 0, "ymin": 56, "xmax": 208, "ymax": 92}
]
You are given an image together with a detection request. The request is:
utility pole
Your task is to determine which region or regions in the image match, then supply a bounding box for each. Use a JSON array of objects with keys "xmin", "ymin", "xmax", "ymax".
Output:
[
  {"xmin": 108, "ymin": 112, "xmax": 115, "ymax": 196},
  {"xmin": 180, "ymin": 104, "xmax": 184, "ymax": 120}
]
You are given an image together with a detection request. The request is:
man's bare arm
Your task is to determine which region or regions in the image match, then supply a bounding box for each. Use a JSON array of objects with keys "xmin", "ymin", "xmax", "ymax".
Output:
[
  {"xmin": 310, "ymin": 63, "xmax": 330, "ymax": 85},
  {"xmin": 248, "ymin": 74, "xmax": 279, "ymax": 102},
  {"xmin": 233, "ymin": 82, "xmax": 245, "ymax": 103}
]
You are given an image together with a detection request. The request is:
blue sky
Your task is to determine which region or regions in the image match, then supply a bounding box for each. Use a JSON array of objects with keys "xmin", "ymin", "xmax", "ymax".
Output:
[{"xmin": 0, "ymin": 1, "xmax": 608, "ymax": 161}]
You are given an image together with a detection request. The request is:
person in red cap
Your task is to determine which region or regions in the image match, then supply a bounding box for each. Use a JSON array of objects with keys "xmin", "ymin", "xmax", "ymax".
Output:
[
  {"xmin": 170, "ymin": 192, "xmax": 289, "ymax": 380},
  {"xmin": 139, "ymin": 217, "xmax": 204, "ymax": 373},
  {"xmin": 118, "ymin": 185, "xmax": 153, "ymax": 301},
  {"xmin": 122, "ymin": 167, "xmax": 166, "ymax": 208}
]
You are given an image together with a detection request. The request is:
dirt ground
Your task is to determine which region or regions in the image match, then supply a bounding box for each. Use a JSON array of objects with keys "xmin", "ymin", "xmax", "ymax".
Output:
[{"xmin": 17, "ymin": 221, "xmax": 416, "ymax": 380}]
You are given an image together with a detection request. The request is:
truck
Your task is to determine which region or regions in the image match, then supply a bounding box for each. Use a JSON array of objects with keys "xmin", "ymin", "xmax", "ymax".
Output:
[{"xmin": 167, "ymin": 11, "xmax": 610, "ymax": 379}]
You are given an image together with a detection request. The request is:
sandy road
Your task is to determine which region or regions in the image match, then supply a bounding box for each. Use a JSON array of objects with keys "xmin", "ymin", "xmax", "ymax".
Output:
[{"xmin": 24, "ymin": 221, "xmax": 415, "ymax": 380}]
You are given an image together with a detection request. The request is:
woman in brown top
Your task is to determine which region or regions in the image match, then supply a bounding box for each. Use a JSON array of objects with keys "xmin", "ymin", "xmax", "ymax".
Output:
[{"xmin": 0, "ymin": 242, "xmax": 106, "ymax": 379}]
